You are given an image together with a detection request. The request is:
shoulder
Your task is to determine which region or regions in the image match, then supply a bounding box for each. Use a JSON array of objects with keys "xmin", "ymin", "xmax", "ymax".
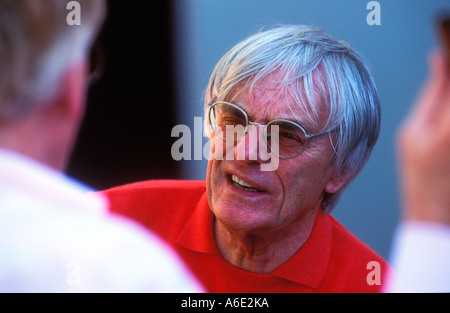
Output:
[
  {"xmin": 328, "ymin": 215, "xmax": 386, "ymax": 263},
  {"xmin": 83, "ymin": 213, "xmax": 204, "ymax": 292},
  {"xmin": 0, "ymin": 202, "xmax": 202, "ymax": 292},
  {"xmin": 103, "ymin": 179, "xmax": 206, "ymax": 197},
  {"xmin": 100, "ymin": 180, "xmax": 207, "ymax": 242},
  {"xmin": 102, "ymin": 179, "xmax": 206, "ymax": 212},
  {"xmin": 326, "ymin": 215, "xmax": 390, "ymax": 292}
]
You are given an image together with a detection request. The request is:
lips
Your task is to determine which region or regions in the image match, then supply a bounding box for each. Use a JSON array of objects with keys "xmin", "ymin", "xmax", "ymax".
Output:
[{"xmin": 230, "ymin": 174, "xmax": 264, "ymax": 192}]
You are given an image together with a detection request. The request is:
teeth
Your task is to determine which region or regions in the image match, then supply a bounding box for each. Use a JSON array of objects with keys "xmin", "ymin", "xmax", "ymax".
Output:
[{"xmin": 231, "ymin": 175, "xmax": 254, "ymax": 188}]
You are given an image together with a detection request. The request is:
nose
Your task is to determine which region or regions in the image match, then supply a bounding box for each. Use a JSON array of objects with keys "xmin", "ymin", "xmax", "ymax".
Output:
[{"xmin": 234, "ymin": 123, "xmax": 272, "ymax": 164}]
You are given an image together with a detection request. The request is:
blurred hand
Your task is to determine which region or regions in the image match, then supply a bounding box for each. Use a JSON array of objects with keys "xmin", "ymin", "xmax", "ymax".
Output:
[{"xmin": 396, "ymin": 50, "xmax": 450, "ymax": 225}]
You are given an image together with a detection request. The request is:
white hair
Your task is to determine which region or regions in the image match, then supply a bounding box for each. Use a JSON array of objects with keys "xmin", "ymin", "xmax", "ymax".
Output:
[
  {"xmin": 33, "ymin": 27, "xmax": 94, "ymax": 105},
  {"xmin": 0, "ymin": 0, "xmax": 105, "ymax": 119}
]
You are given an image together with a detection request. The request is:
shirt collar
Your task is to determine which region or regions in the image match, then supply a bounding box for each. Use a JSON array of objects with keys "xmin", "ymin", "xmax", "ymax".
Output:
[
  {"xmin": 177, "ymin": 192, "xmax": 218, "ymax": 254},
  {"xmin": 177, "ymin": 190, "xmax": 332, "ymax": 288},
  {"xmin": 271, "ymin": 210, "xmax": 331, "ymax": 288}
]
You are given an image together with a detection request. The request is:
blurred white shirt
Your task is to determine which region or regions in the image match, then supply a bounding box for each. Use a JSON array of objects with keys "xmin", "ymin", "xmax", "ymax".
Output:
[
  {"xmin": 386, "ymin": 222, "xmax": 450, "ymax": 293},
  {"xmin": 0, "ymin": 148, "xmax": 204, "ymax": 293}
]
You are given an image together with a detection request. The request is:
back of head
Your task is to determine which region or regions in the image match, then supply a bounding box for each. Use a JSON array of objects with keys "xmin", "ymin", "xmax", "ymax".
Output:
[
  {"xmin": 206, "ymin": 25, "xmax": 381, "ymax": 212},
  {"xmin": 0, "ymin": 0, "xmax": 105, "ymax": 121}
]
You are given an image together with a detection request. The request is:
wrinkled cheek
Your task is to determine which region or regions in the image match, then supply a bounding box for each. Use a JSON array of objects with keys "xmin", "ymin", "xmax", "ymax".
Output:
[{"xmin": 205, "ymin": 138, "xmax": 226, "ymax": 208}]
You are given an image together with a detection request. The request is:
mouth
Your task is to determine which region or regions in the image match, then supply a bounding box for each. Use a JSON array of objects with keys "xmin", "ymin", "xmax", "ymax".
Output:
[{"xmin": 230, "ymin": 174, "xmax": 264, "ymax": 193}]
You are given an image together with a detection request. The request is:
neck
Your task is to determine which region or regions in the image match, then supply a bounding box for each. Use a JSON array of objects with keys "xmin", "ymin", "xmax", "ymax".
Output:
[
  {"xmin": 214, "ymin": 208, "xmax": 318, "ymax": 273},
  {"xmin": 0, "ymin": 111, "xmax": 73, "ymax": 171}
]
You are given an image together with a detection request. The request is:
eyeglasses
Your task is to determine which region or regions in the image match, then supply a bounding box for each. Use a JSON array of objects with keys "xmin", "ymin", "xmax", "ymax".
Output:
[{"xmin": 207, "ymin": 100, "xmax": 333, "ymax": 159}]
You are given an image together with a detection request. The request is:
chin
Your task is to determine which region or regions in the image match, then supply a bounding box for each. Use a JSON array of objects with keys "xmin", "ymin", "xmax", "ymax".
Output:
[{"xmin": 213, "ymin": 202, "xmax": 277, "ymax": 233}]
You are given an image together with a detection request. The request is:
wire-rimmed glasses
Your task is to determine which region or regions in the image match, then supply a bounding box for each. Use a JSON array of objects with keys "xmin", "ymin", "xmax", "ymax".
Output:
[{"xmin": 207, "ymin": 100, "xmax": 333, "ymax": 159}]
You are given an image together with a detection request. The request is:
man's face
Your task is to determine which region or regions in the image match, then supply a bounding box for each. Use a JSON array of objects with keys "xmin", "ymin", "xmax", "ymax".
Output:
[{"xmin": 206, "ymin": 76, "xmax": 345, "ymax": 236}]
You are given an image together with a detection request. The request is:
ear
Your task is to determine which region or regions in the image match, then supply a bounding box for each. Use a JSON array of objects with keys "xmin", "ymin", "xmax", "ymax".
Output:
[
  {"xmin": 57, "ymin": 60, "xmax": 88, "ymax": 119},
  {"xmin": 324, "ymin": 170, "xmax": 349, "ymax": 194}
]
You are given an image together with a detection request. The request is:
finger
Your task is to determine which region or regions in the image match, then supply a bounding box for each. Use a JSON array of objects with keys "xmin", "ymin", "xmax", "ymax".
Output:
[
  {"xmin": 430, "ymin": 48, "xmax": 450, "ymax": 81},
  {"xmin": 408, "ymin": 50, "xmax": 450, "ymax": 125},
  {"xmin": 439, "ymin": 16, "xmax": 450, "ymax": 71},
  {"xmin": 439, "ymin": 91, "xmax": 450, "ymax": 136},
  {"xmin": 432, "ymin": 49, "xmax": 450, "ymax": 129}
]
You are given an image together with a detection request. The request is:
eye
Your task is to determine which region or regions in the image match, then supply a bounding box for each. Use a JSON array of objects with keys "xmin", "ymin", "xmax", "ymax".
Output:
[
  {"xmin": 280, "ymin": 132, "xmax": 297, "ymax": 140},
  {"xmin": 279, "ymin": 131, "xmax": 305, "ymax": 145},
  {"xmin": 267, "ymin": 122, "xmax": 306, "ymax": 145}
]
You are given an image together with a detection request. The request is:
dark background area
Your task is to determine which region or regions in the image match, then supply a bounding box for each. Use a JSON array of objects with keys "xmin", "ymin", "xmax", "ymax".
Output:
[{"xmin": 67, "ymin": 1, "xmax": 180, "ymax": 190}]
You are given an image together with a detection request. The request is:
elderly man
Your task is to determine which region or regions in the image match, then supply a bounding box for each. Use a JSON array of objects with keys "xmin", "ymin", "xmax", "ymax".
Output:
[
  {"xmin": 0, "ymin": 0, "xmax": 202, "ymax": 292},
  {"xmin": 104, "ymin": 25, "xmax": 389, "ymax": 292}
]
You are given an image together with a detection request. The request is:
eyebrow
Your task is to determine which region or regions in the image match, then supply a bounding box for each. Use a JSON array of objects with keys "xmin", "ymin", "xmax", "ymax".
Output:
[
  {"xmin": 221, "ymin": 104, "xmax": 244, "ymax": 116},
  {"xmin": 230, "ymin": 101, "xmax": 313, "ymax": 133},
  {"xmin": 286, "ymin": 118, "xmax": 312, "ymax": 133}
]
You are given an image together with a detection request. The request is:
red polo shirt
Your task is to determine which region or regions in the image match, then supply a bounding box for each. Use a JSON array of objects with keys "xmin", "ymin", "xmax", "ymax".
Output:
[{"xmin": 102, "ymin": 180, "xmax": 390, "ymax": 292}]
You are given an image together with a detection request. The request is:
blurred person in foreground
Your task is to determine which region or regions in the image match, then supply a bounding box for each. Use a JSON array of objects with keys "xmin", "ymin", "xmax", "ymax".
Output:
[
  {"xmin": 387, "ymin": 43, "xmax": 450, "ymax": 292},
  {"xmin": 102, "ymin": 25, "xmax": 391, "ymax": 292},
  {"xmin": 0, "ymin": 0, "xmax": 202, "ymax": 293}
]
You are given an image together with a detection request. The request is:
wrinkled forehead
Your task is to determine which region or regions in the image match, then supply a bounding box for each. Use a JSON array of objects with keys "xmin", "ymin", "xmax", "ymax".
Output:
[{"xmin": 223, "ymin": 73, "xmax": 328, "ymax": 132}]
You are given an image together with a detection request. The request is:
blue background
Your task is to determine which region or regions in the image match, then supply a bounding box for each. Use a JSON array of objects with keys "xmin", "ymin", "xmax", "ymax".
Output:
[{"xmin": 171, "ymin": 0, "xmax": 450, "ymax": 260}]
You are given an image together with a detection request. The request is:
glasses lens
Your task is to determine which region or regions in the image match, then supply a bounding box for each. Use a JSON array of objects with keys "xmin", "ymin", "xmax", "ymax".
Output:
[
  {"xmin": 210, "ymin": 102, "xmax": 248, "ymax": 142},
  {"xmin": 266, "ymin": 120, "xmax": 307, "ymax": 158}
]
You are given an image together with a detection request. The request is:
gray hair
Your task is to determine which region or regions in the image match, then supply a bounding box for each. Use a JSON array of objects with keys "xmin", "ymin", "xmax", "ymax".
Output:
[
  {"xmin": 205, "ymin": 25, "xmax": 381, "ymax": 212},
  {"xmin": 0, "ymin": 0, "xmax": 106, "ymax": 120}
]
